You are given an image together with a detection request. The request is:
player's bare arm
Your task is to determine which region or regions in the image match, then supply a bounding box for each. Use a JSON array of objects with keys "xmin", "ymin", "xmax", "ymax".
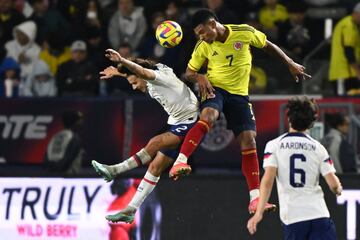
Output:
[
  {"xmin": 324, "ymin": 172, "xmax": 343, "ymax": 196},
  {"xmin": 99, "ymin": 66, "xmax": 147, "ymax": 92},
  {"xmin": 247, "ymin": 166, "xmax": 277, "ymax": 235},
  {"xmin": 185, "ymin": 66, "xmax": 215, "ymax": 99},
  {"xmin": 105, "ymin": 49, "xmax": 156, "ymax": 80},
  {"xmin": 262, "ymin": 40, "xmax": 311, "ymax": 82},
  {"xmin": 99, "ymin": 66, "xmax": 126, "ymax": 79}
]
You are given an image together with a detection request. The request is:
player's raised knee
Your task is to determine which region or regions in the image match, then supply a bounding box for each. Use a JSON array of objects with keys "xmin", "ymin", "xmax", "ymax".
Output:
[{"xmin": 200, "ymin": 108, "xmax": 218, "ymax": 126}]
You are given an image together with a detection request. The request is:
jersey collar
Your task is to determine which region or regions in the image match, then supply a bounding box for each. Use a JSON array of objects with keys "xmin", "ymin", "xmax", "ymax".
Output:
[{"xmin": 215, "ymin": 25, "xmax": 231, "ymax": 44}]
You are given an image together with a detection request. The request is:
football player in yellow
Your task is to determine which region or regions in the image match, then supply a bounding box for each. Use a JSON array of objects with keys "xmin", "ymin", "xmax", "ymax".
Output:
[
  {"xmin": 329, "ymin": 2, "xmax": 360, "ymax": 96},
  {"xmin": 169, "ymin": 9, "xmax": 311, "ymax": 213}
]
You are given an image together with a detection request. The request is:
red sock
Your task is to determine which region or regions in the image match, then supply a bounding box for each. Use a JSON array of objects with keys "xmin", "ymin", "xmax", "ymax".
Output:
[
  {"xmin": 179, "ymin": 120, "xmax": 210, "ymax": 158},
  {"xmin": 241, "ymin": 148, "xmax": 260, "ymax": 191}
]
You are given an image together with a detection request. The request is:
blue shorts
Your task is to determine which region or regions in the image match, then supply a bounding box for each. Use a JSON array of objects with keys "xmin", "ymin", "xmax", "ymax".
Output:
[
  {"xmin": 282, "ymin": 218, "xmax": 336, "ymax": 240},
  {"xmin": 201, "ymin": 87, "xmax": 256, "ymax": 136},
  {"xmin": 160, "ymin": 121, "xmax": 196, "ymax": 160}
]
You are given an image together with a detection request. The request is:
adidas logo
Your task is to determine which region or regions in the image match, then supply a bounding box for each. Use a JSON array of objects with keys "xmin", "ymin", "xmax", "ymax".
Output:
[{"xmin": 212, "ymin": 51, "xmax": 218, "ymax": 56}]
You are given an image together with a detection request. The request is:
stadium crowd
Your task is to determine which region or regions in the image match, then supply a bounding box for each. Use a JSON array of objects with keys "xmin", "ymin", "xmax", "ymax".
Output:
[{"xmin": 0, "ymin": 0, "xmax": 359, "ymax": 97}]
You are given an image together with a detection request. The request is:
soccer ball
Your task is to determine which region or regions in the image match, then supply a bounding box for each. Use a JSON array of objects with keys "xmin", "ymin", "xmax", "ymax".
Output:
[{"xmin": 155, "ymin": 20, "xmax": 183, "ymax": 48}]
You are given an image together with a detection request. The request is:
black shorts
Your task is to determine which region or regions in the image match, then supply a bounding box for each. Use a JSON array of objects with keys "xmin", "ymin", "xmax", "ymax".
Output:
[{"xmin": 200, "ymin": 87, "xmax": 256, "ymax": 136}]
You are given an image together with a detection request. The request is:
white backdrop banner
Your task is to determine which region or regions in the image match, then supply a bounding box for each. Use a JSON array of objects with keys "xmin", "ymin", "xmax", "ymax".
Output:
[{"xmin": 0, "ymin": 177, "xmax": 116, "ymax": 239}]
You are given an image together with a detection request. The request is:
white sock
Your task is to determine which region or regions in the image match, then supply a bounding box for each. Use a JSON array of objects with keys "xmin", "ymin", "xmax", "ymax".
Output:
[
  {"xmin": 110, "ymin": 148, "xmax": 151, "ymax": 175},
  {"xmin": 249, "ymin": 189, "xmax": 260, "ymax": 202},
  {"xmin": 128, "ymin": 171, "xmax": 160, "ymax": 209},
  {"xmin": 174, "ymin": 153, "xmax": 188, "ymax": 165}
]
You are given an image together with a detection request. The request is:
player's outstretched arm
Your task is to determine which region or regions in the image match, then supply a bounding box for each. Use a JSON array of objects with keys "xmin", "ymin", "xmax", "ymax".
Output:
[
  {"xmin": 262, "ymin": 40, "xmax": 311, "ymax": 82},
  {"xmin": 99, "ymin": 66, "xmax": 126, "ymax": 79},
  {"xmin": 324, "ymin": 172, "xmax": 343, "ymax": 196},
  {"xmin": 105, "ymin": 49, "xmax": 156, "ymax": 80},
  {"xmin": 247, "ymin": 166, "xmax": 277, "ymax": 235}
]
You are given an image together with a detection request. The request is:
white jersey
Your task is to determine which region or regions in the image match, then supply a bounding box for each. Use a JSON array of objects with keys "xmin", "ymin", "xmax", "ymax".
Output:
[
  {"xmin": 146, "ymin": 63, "xmax": 199, "ymax": 125},
  {"xmin": 263, "ymin": 132, "xmax": 336, "ymax": 225}
]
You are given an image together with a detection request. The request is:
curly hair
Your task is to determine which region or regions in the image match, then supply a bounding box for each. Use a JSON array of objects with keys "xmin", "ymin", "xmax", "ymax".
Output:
[{"xmin": 286, "ymin": 96, "xmax": 318, "ymax": 131}]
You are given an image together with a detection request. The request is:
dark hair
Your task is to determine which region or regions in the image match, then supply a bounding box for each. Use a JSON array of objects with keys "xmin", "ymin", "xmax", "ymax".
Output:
[
  {"xmin": 286, "ymin": 96, "xmax": 318, "ymax": 131},
  {"xmin": 62, "ymin": 111, "xmax": 83, "ymax": 129},
  {"xmin": 191, "ymin": 9, "xmax": 218, "ymax": 29},
  {"xmin": 85, "ymin": 25, "xmax": 101, "ymax": 39},
  {"xmin": 325, "ymin": 112, "xmax": 346, "ymax": 129},
  {"xmin": 117, "ymin": 57, "xmax": 158, "ymax": 76},
  {"xmin": 46, "ymin": 32, "xmax": 66, "ymax": 51},
  {"xmin": 287, "ymin": 2, "xmax": 307, "ymax": 14}
]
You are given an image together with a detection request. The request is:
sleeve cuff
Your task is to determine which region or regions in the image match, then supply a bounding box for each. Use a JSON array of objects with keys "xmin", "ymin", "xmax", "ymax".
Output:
[
  {"xmin": 188, "ymin": 63, "xmax": 199, "ymax": 71},
  {"xmin": 263, "ymin": 162, "xmax": 278, "ymax": 168},
  {"xmin": 321, "ymin": 168, "xmax": 336, "ymax": 177}
]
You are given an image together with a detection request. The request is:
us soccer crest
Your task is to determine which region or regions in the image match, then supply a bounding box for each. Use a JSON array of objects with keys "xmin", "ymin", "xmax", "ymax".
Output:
[{"xmin": 233, "ymin": 41, "xmax": 242, "ymax": 50}]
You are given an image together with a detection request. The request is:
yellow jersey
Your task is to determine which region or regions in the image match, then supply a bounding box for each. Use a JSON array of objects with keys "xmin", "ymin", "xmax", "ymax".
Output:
[
  {"xmin": 188, "ymin": 24, "xmax": 267, "ymax": 95},
  {"xmin": 39, "ymin": 47, "xmax": 72, "ymax": 75},
  {"xmin": 259, "ymin": 4, "xmax": 288, "ymax": 29},
  {"xmin": 329, "ymin": 15, "xmax": 360, "ymax": 81}
]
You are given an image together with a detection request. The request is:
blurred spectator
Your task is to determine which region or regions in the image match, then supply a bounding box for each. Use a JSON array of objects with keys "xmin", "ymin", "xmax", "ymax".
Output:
[
  {"xmin": 239, "ymin": 0, "xmax": 263, "ymax": 12},
  {"xmin": 108, "ymin": 0, "xmax": 147, "ymax": 51},
  {"xmin": 56, "ymin": 40, "xmax": 98, "ymax": 97},
  {"xmin": 0, "ymin": 57, "xmax": 20, "ymax": 97},
  {"xmin": 0, "ymin": 0, "xmax": 25, "ymax": 58},
  {"xmin": 118, "ymin": 42, "xmax": 132, "ymax": 59},
  {"xmin": 304, "ymin": 0, "xmax": 338, "ymax": 7},
  {"xmin": 28, "ymin": 0, "xmax": 69, "ymax": 45},
  {"xmin": 164, "ymin": 0, "xmax": 193, "ymax": 74},
  {"xmin": 14, "ymin": 0, "xmax": 33, "ymax": 18},
  {"xmin": 321, "ymin": 112, "xmax": 358, "ymax": 173},
  {"xmin": 85, "ymin": 25, "xmax": 108, "ymax": 71},
  {"xmin": 139, "ymin": 11, "xmax": 182, "ymax": 75},
  {"xmin": 205, "ymin": 0, "xmax": 239, "ymax": 23},
  {"xmin": 39, "ymin": 33, "xmax": 71, "ymax": 75},
  {"xmin": 165, "ymin": 0, "xmax": 190, "ymax": 26},
  {"xmin": 249, "ymin": 65, "xmax": 267, "ymax": 94},
  {"xmin": 44, "ymin": 110, "xmax": 84, "ymax": 175},
  {"xmin": 21, "ymin": 60, "xmax": 57, "ymax": 97},
  {"xmin": 106, "ymin": 43, "xmax": 135, "ymax": 96},
  {"xmin": 55, "ymin": 0, "xmax": 86, "ymax": 21},
  {"xmin": 5, "ymin": 20, "xmax": 41, "ymax": 80},
  {"xmin": 278, "ymin": 2, "xmax": 311, "ymax": 60},
  {"xmin": 55, "ymin": 0, "xmax": 93, "ymax": 42},
  {"xmin": 259, "ymin": 0, "xmax": 288, "ymax": 40},
  {"xmin": 244, "ymin": 10, "xmax": 270, "ymax": 94},
  {"xmin": 85, "ymin": 0, "xmax": 103, "ymax": 30},
  {"xmin": 244, "ymin": 11, "xmax": 262, "ymax": 29},
  {"xmin": 329, "ymin": 3, "xmax": 360, "ymax": 96},
  {"xmin": 62, "ymin": 0, "xmax": 106, "ymax": 42}
]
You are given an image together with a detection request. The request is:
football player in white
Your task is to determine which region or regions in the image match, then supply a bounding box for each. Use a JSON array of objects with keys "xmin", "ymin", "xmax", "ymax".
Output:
[
  {"xmin": 247, "ymin": 96, "xmax": 342, "ymax": 239},
  {"xmin": 92, "ymin": 49, "xmax": 199, "ymax": 223}
]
